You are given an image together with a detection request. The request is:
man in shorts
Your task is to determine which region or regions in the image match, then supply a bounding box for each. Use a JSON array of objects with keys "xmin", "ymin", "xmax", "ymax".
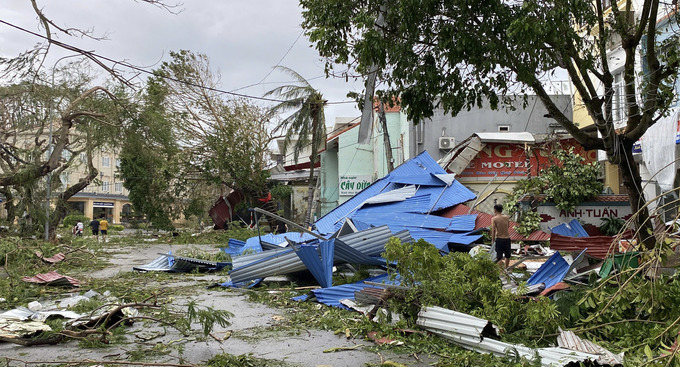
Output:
[
  {"xmin": 89, "ymin": 218, "xmax": 100, "ymax": 241},
  {"xmin": 99, "ymin": 216, "xmax": 109, "ymax": 243},
  {"xmin": 491, "ymin": 204, "xmax": 512, "ymax": 268}
]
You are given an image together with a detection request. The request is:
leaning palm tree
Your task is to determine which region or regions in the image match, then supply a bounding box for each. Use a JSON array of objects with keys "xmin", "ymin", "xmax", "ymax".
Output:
[{"xmin": 265, "ymin": 66, "xmax": 326, "ymax": 226}]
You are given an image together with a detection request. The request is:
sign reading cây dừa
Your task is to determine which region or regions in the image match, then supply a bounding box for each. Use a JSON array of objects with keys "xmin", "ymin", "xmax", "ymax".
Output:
[{"xmin": 339, "ymin": 175, "xmax": 373, "ymax": 196}]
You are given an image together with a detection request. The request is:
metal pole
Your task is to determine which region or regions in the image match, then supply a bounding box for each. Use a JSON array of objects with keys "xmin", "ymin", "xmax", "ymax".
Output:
[{"xmin": 251, "ymin": 207, "xmax": 328, "ymax": 240}]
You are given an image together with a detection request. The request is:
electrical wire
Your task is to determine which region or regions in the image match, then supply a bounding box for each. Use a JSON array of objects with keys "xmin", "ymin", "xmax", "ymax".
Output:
[{"xmin": 0, "ymin": 19, "xmax": 357, "ymax": 105}]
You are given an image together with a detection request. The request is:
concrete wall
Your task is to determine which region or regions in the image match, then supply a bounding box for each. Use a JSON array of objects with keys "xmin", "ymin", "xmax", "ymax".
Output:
[{"xmin": 412, "ymin": 95, "xmax": 572, "ymax": 162}]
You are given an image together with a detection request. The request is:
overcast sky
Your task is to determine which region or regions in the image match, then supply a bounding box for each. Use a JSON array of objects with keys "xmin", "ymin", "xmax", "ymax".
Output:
[{"xmin": 0, "ymin": 1, "xmax": 362, "ymax": 127}]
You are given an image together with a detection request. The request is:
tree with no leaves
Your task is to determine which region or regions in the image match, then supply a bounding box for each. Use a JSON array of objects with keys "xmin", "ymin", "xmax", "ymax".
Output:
[{"xmin": 265, "ymin": 66, "xmax": 327, "ymax": 226}]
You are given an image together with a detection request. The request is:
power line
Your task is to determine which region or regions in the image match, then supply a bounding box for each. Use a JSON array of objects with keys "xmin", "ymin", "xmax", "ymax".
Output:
[{"xmin": 0, "ymin": 19, "xmax": 357, "ymax": 105}]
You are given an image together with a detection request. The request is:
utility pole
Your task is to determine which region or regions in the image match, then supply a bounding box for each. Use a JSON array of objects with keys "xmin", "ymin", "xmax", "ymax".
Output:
[{"xmin": 379, "ymin": 101, "xmax": 394, "ymax": 172}]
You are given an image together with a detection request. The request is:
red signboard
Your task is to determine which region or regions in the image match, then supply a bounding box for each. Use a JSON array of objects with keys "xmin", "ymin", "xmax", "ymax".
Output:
[{"xmin": 458, "ymin": 139, "xmax": 597, "ymax": 178}]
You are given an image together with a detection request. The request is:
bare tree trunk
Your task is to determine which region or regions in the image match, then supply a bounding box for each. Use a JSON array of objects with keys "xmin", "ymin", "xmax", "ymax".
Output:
[
  {"xmin": 379, "ymin": 102, "xmax": 394, "ymax": 172},
  {"xmin": 618, "ymin": 143, "xmax": 655, "ymax": 249}
]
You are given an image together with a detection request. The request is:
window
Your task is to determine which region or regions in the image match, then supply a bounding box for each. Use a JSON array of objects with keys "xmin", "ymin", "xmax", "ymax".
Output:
[
  {"xmin": 102, "ymin": 181, "xmax": 110, "ymax": 191},
  {"xmin": 102, "ymin": 156, "xmax": 111, "ymax": 167},
  {"xmin": 115, "ymin": 182, "xmax": 123, "ymax": 192},
  {"xmin": 498, "ymin": 125, "xmax": 510, "ymax": 132},
  {"xmin": 416, "ymin": 123, "xmax": 424, "ymax": 144},
  {"xmin": 80, "ymin": 153, "xmax": 87, "ymax": 163},
  {"xmin": 115, "ymin": 158, "xmax": 121, "ymax": 168}
]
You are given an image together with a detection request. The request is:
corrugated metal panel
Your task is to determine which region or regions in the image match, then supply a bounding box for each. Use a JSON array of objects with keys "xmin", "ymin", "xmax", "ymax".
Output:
[
  {"xmin": 229, "ymin": 226, "xmax": 409, "ymax": 285},
  {"xmin": 363, "ymin": 185, "xmax": 417, "ymax": 205},
  {"xmin": 314, "ymin": 151, "xmax": 471, "ymax": 235},
  {"xmin": 416, "ymin": 306, "xmax": 499, "ymax": 340},
  {"xmin": 244, "ymin": 232, "xmax": 317, "ymax": 249},
  {"xmin": 312, "ymin": 274, "xmax": 392, "ymax": 309},
  {"xmin": 335, "ymin": 238, "xmax": 385, "ymax": 265},
  {"xmin": 557, "ymin": 328, "xmax": 624, "ymax": 365},
  {"xmin": 446, "ymin": 215, "xmax": 477, "ymax": 232},
  {"xmin": 35, "ymin": 251, "xmax": 65, "ymax": 264},
  {"xmin": 549, "ymin": 232, "xmax": 628, "ymax": 259},
  {"xmin": 526, "ymin": 250, "xmax": 586, "ymax": 289},
  {"xmin": 221, "ymin": 238, "xmax": 263, "ymax": 257},
  {"xmin": 389, "ymin": 174, "xmax": 447, "ymax": 186},
  {"xmin": 294, "ymin": 240, "xmax": 334, "ymax": 288},
  {"xmin": 448, "ymin": 232, "xmax": 483, "ymax": 245},
  {"xmin": 551, "ymin": 219, "xmax": 589, "ymax": 237},
  {"xmin": 360, "ymin": 194, "xmax": 432, "ymax": 214},
  {"xmin": 399, "ymin": 227, "xmax": 452, "ymax": 251},
  {"xmin": 351, "ymin": 211, "xmax": 463, "ymax": 231},
  {"xmin": 418, "ymin": 306, "xmax": 602, "ymax": 367},
  {"xmin": 133, "ymin": 255, "xmax": 172, "ymax": 272},
  {"xmin": 22, "ymin": 271, "xmax": 80, "ymax": 287}
]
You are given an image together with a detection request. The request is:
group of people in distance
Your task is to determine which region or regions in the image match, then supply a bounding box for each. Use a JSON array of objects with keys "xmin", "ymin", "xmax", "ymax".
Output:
[{"xmin": 72, "ymin": 216, "xmax": 109, "ymax": 242}]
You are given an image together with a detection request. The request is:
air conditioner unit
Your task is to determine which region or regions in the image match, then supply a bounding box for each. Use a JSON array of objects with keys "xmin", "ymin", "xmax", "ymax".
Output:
[{"xmin": 438, "ymin": 137, "xmax": 455, "ymax": 150}]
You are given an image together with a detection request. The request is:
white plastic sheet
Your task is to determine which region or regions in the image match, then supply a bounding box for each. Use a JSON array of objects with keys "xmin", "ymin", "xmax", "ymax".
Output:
[{"xmin": 641, "ymin": 110, "xmax": 679, "ymax": 192}]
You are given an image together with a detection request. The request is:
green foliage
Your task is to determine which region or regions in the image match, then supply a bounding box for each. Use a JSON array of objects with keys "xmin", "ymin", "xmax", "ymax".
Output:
[
  {"xmin": 207, "ymin": 353, "xmax": 293, "ymax": 367},
  {"xmin": 599, "ymin": 216, "xmax": 626, "ymax": 236},
  {"xmin": 541, "ymin": 148, "xmax": 603, "ymax": 212},
  {"xmin": 270, "ymin": 183, "xmax": 293, "ymax": 201},
  {"xmin": 109, "ymin": 224, "xmax": 125, "ymax": 232},
  {"xmin": 382, "ymin": 238, "xmax": 563, "ymax": 341},
  {"xmin": 63, "ymin": 214, "xmax": 91, "ymax": 228},
  {"xmin": 515, "ymin": 210, "xmax": 541, "ymax": 237}
]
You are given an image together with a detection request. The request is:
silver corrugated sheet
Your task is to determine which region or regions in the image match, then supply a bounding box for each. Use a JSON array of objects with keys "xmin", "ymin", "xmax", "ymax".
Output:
[
  {"xmin": 557, "ymin": 328, "xmax": 624, "ymax": 365},
  {"xmin": 417, "ymin": 306, "xmax": 605, "ymax": 367},
  {"xmin": 229, "ymin": 226, "xmax": 412, "ymax": 284}
]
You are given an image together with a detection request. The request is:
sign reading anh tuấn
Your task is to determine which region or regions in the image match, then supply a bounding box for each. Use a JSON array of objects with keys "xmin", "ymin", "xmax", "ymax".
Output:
[{"xmin": 339, "ymin": 175, "xmax": 373, "ymax": 196}]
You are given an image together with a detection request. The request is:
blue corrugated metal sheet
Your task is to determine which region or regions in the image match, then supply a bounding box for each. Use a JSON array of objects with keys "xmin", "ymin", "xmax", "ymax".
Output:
[
  {"xmin": 360, "ymin": 194, "xmax": 432, "ymax": 214},
  {"xmin": 221, "ymin": 238, "xmax": 262, "ymax": 257},
  {"xmin": 312, "ymin": 274, "xmax": 394, "ymax": 309},
  {"xmin": 351, "ymin": 219, "xmax": 372, "ymax": 232},
  {"xmin": 389, "ymin": 173, "xmax": 448, "ymax": 186},
  {"xmin": 526, "ymin": 250, "xmax": 586, "ymax": 289},
  {"xmin": 245, "ymin": 232, "xmax": 318, "ymax": 250},
  {"xmin": 401, "ymin": 227, "xmax": 454, "ymax": 252},
  {"xmin": 551, "ymin": 219, "xmax": 589, "ymax": 237},
  {"xmin": 448, "ymin": 232, "xmax": 483, "ymax": 245},
  {"xmin": 445, "ymin": 215, "xmax": 477, "ymax": 232},
  {"xmin": 335, "ymin": 238, "xmax": 385, "ymax": 265},
  {"xmin": 294, "ymin": 240, "xmax": 334, "ymax": 288},
  {"xmin": 314, "ymin": 151, "xmax": 476, "ymax": 235},
  {"xmin": 351, "ymin": 211, "xmax": 461, "ymax": 230}
]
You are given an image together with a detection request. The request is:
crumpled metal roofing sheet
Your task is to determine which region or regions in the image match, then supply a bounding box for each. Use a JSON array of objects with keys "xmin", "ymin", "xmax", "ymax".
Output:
[
  {"xmin": 162, "ymin": 254, "xmax": 230, "ymax": 272},
  {"xmin": 362, "ymin": 185, "xmax": 417, "ymax": 205},
  {"xmin": 526, "ymin": 250, "xmax": 586, "ymax": 289},
  {"xmin": 229, "ymin": 226, "xmax": 410, "ymax": 285},
  {"xmin": 35, "ymin": 251, "xmax": 65, "ymax": 264},
  {"xmin": 221, "ymin": 238, "xmax": 262, "ymax": 257},
  {"xmin": 549, "ymin": 232, "xmax": 629, "ymax": 259},
  {"xmin": 314, "ymin": 151, "xmax": 475, "ymax": 235},
  {"xmin": 360, "ymin": 194, "xmax": 432, "ymax": 214},
  {"xmin": 417, "ymin": 306, "xmax": 603, "ymax": 366},
  {"xmin": 312, "ymin": 274, "xmax": 395, "ymax": 309},
  {"xmin": 351, "ymin": 211, "xmax": 465, "ymax": 231},
  {"xmin": 334, "ymin": 238, "xmax": 385, "ymax": 265},
  {"xmin": 388, "ymin": 173, "xmax": 450, "ymax": 186},
  {"xmin": 448, "ymin": 232, "xmax": 483, "ymax": 245},
  {"xmin": 294, "ymin": 240, "xmax": 334, "ymax": 288},
  {"xmin": 133, "ymin": 255, "xmax": 172, "ymax": 272},
  {"xmin": 557, "ymin": 328, "xmax": 624, "ymax": 365},
  {"xmin": 445, "ymin": 215, "xmax": 477, "ymax": 232},
  {"xmin": 22, "ymin": 271, "xmax": 80, "ymax": 287},
  {"xmin": 244, "ymin": 232, "xmax": 317, "ymax": 249},
  {"xmin": 551, "ymin": 219, "xmax": 589, "ymax": 237}
]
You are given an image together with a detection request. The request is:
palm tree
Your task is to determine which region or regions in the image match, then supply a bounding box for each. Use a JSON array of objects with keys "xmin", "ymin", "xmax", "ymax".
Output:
[{"xmin": 265, "ymin": 66, "xmax": 326, "ymax": 226}]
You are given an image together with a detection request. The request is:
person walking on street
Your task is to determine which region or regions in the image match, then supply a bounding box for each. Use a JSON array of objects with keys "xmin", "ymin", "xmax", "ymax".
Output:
[
  {"xmin": 76, "ymin": 221, "xmax": 84, "ymax": 236},
  {"xmin": 89, "ymin": 218, "xmax": 100, "ymax": 241},
  {"xmin": 491, "ymin": 204, "xmax": 512, "ymax": 268},
  {"xmin": 99, "ymin": 216, "xmax": 109, "ymax": 243}
]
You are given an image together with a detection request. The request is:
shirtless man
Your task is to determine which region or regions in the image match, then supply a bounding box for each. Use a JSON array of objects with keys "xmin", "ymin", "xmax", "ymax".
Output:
[{"xmin": 491, "ymin": 204, "xmax": 511, "ymax": 268}]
